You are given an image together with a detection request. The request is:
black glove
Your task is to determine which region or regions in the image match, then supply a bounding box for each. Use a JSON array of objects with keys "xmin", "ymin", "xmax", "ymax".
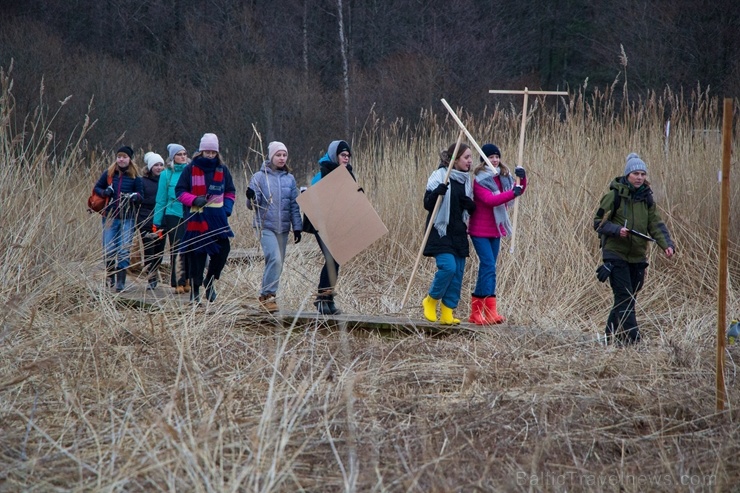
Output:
[
  {"xmin": 294, "ymin": 231, "xmax": 302, "ymax": 244},
  {"xmin": 192, "ymin": 196, "xmax": 207, "ymax": 208},
  {"xmin": 512, "ymin": 185, "xmax": 523, "ymax": 197},
  {"xmin": 515, "ymin": 166, "xmax": 526, "ymax": 179},
  {"xmin": 432, "ymin": 183, "xmax": 448, "ymax": 196},
  {"xmin": 246, "ymin": 188, "xmax": 256, "ymax": 200},
  {"xmin": 128, "ymin": 193, "xmax": 141, "ymax": 204},
  {"xmin": 460, "ymin": 195, "xmax": 476, "ymax": 212},
  {"xmin": 104, "ymin": 185, "xmax": 114, "ymax": 197},
  {"xmin": 596, "ymin": 262, "xmax": 613, "ymax": 283}
]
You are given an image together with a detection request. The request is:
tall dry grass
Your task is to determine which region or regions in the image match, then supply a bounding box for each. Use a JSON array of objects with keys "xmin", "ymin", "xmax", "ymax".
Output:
[{"xmin": 1, "ymin": 64, "xmax": 740, "ymax": 492}]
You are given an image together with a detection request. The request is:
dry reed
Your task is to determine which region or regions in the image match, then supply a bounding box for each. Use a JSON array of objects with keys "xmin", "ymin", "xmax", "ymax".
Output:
[{"xmin": 1, "ymin": 65, "xmax": 739, "ymax": 492}]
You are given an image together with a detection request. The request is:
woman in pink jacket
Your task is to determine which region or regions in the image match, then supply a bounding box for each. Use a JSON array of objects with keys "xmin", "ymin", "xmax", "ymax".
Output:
[{"xmin": 467, "ymin": 144, "xmax": 527, "ymax": 325}]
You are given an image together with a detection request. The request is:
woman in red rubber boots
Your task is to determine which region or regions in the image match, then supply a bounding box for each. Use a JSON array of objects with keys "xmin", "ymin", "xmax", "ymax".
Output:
[{"xmin": 467, "ymin": 144, "xmax": 526, "ymax": 325}]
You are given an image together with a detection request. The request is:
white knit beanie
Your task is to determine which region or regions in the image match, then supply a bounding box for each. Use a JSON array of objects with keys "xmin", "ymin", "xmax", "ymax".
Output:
[
  {"xmin": 268, "ymin": 141, "xmax": 288, "ymax": 161},
  {"xmin": 144, "ymin": 152, "xmax": 165, "ymax": 171}
]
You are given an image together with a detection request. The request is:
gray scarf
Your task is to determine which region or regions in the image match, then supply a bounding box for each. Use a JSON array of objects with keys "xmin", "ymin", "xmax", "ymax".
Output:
[{"xmin": 426, "ymin": 168, "xmax": 473, "ymax": 238}]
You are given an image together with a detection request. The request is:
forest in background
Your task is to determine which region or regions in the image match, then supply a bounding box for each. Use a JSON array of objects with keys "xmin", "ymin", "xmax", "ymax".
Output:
[{"xmin": 1, "ymin": 0, "xmax": 739, "ymax": 171}]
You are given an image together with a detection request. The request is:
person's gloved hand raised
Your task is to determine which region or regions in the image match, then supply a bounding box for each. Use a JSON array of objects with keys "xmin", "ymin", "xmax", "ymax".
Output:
[
  {"xmin": 512, "ymin": 185, "xmax": 524, "ymax": 197},
  {"xmin": 432, "ymin": 183, "xmax": 448, "ymax": 196},
  {"xmin": 294, "ymin": 231, "xmax": 302, "ymax": 244},
  {"xmin": 192, "ymin": 196, "xmax": 207, "ymax": 208},
  {"xmin": 515, "ymin": 166, "xmax": 526, "ymax": 180}
]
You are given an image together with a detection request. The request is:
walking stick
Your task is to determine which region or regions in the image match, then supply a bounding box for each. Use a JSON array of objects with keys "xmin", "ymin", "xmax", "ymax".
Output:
[
  {"xmin": 400, "ymin": 130, "xmax": 465, "ymax": 310},
  {"xmin": 488, "ymin": 88, "xmax": 568, "ymax": 253}
]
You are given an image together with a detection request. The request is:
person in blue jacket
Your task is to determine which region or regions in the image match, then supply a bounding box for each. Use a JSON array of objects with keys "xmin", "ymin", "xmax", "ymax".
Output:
[
  {"xmin": 153, "ymin": 143, "xmax": 190, "ymax": 294},
  {"xmin": 93, "ymin": 145, "xmax": 144, "ymax": 292},
  {"xmin": 246, "ymin": 141, "xmax": 302, "ymax": 312},
  {"xmin": 302, "ymin": 140, "xmax": 355, "ymax": 315}
]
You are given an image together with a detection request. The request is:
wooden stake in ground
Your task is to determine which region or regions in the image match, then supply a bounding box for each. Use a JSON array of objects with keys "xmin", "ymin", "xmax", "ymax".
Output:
[
  {"xmin": 716, "ymin": 97, "xmax": 733, "ymax": 412},
  {"xmin": 400, "ymin": 130, "xmax": 465, "ymax": 310},
  {"xmin": 488, "ymin": 88, "xmax": 568, "ymax": 253}
]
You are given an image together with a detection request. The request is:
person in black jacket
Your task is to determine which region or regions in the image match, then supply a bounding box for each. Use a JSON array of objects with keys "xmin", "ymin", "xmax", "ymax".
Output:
[
  {"xmin": 137, "ymin": 152, "xmax": 167, "ymax": 290},
  {"xmin": 421, "ymin": 143, "xmax": 476, "ymax": 325}
]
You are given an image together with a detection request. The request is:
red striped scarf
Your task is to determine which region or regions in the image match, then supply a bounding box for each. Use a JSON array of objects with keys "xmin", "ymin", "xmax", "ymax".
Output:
[{"xmin": 187, "ymin": 165, "xmax": 224, "ymax": 234}]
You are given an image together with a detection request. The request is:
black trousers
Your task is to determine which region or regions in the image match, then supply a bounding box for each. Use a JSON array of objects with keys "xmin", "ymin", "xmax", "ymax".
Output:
[
  {"xmin": 316, "ymin": 234, "xmax": 339, "ymax": 299},
  {"xmin": 187, "ymin": 238, "xmax": 231, "ymax": 288},
  {"xmin": 163, "ymin": 214, "xmax": 188, "ymax": 287},
  {"xmin": 606, "ymin": 259, "xmax": 647, "ymax": 344}
]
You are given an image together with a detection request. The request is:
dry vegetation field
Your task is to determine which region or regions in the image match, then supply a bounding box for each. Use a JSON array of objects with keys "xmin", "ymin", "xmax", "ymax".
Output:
[{"xmin": 2, "ymin": 67, "xmax": 740, "ymax": 492}]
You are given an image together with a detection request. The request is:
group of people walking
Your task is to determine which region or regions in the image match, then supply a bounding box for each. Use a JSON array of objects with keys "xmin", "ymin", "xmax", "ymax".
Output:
[
  {"xmin": 94, "ymin": 134, "xmax": 235, "ymax": 303},
  {"xmin": 92, "ymin": 134, "xmax": 349, "ymax": 313},
  {"xmin": 92, "ymin": 133, "xmax": 674, "ymax": 345},
  {"xmin": 418, "ymin": 142, "xmax": 674, "ymax": 346}
]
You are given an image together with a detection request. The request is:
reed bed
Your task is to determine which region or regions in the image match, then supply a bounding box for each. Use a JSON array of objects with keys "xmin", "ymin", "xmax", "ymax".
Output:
[{"xmin": 1, "ymin": 65, "xmax": 740, "ymax": 492}]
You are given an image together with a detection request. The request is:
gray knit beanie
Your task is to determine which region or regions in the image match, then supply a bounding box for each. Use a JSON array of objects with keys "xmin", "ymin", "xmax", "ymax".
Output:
[{"xmin": 624, "ymin": 152, "xmax": 647, "ymax": 175}]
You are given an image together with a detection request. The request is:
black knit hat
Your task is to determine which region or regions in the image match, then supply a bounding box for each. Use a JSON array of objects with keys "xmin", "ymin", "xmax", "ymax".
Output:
[
  {"xmin": 335, "ymin": 140, "xmax": 351, "ymax": 157},
  {"xmin": 480, "ymin": 143, "xmax": 500, "ymax": 162},
  {"xmin": 116, "ymin": 145, "xmax": 134, "ymax": 158}
]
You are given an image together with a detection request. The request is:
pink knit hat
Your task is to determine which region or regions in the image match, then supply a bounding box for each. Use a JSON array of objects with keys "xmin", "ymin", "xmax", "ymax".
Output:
[
  {"xmin": 199, "ymin": 133, "xmax": 219, "ymax": 153},
  {"xmin": 268, "ymin": 141, "xmax": 288, "ymax": 161}
]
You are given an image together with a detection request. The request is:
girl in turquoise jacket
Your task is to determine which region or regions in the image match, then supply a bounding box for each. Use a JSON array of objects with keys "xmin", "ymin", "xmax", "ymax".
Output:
[{"xmin": 153, "ymin": 143, "xmax": 190, "ymax": 294}]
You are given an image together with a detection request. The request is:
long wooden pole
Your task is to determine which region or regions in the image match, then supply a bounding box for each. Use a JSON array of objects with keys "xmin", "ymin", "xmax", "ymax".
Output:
[
  {"xmin": 508, "ymin": 89, "xmax": 529, "ymax": 254},
  {"xmin": 488, "ymin": 88, "xmax": 568, "ymax": 253},
  {"xmin": 441, "ymin": 99, "xmax": 497, "ymax": 175},
  {"xmin": 400, "ymin": 130, "xmax": 466, "ymax": 310},
  {"xmin": 716, "ymin": 97, "xmax": 733, "ymax": 412}
]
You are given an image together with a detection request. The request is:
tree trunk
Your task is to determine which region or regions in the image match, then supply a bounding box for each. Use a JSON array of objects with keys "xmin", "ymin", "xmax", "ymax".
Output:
[{"xmin": 337, "ymin": 0, "xmax": 350, "ymax": 137}]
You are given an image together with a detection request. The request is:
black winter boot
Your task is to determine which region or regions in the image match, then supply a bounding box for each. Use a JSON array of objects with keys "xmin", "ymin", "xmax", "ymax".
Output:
[
  {"xmin": 106, "ymin": 260, "xmax": 116, "ymax": 288},
  {"xmin": 204, "ymin": 276, "xmax": 217, "ymax": 302},
  {"xmin": 115, "ymin": 269, "xmax": 127, "ymax": 292},
  {"xmin": 190, "ymin": 284, "xmax": 201, "ymax": 304}
]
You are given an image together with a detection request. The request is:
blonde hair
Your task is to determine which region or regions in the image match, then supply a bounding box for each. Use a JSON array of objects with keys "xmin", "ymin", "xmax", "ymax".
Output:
[{"xmin": 107, "ymin": 160, "xmax": 140, "ymax": 178}]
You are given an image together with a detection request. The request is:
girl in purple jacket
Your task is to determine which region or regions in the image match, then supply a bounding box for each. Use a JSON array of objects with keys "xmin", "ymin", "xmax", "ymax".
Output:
[{"xmin": 467, "ymin": 144, "xmax": 526, "ymax": 325}]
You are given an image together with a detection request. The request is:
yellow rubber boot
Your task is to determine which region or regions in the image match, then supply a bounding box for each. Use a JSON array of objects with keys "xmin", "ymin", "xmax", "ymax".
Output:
[
  {"xmin": 422, "ymin": 295, "xmax": 439, "ymax": 322},
  {"xmin": 439, "ymin": 303, "xmax": 460, "ymax": 325}
]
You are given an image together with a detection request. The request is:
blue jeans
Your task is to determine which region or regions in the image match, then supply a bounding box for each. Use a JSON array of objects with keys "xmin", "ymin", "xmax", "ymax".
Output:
[
  {"xmin": 428, "ymin": 253, "xmax": 466, "ymax": 308},
  {"xmin": 470, "ymin": 236, "xmax": 501, "ymax": 297},
  {"xmin": 102, "ymin": 217, "xmax": 135, "ymax": 269},
  {"xmin": 260, "ymin": 229, "xmax": 288, "ymax": 296}
]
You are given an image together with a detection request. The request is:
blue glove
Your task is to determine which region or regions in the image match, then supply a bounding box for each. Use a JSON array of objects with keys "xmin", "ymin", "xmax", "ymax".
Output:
[
  {"xmin": 104, "ymin": 185, "xmax": 115, "ymax": 197},
  {"xmin": 515, "ymin": 166, "xmax": 526, "ymax": 179},
  {"xmin": 223, "ymin": 198, "xmax": 234, "ymax": 217},
  {"xmin": 513, "ymin": 185, "xmax": 523, "ymax": 197},
  {"xmin": 192, "ymin": 196, "xmax": 207, "ymax": 208}
]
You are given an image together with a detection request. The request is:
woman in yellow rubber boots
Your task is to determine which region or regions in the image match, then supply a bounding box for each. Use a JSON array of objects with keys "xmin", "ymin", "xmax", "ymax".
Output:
[{"xmin": 421, "ymin": 143, "xmax": 476, "ymax": 324}]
